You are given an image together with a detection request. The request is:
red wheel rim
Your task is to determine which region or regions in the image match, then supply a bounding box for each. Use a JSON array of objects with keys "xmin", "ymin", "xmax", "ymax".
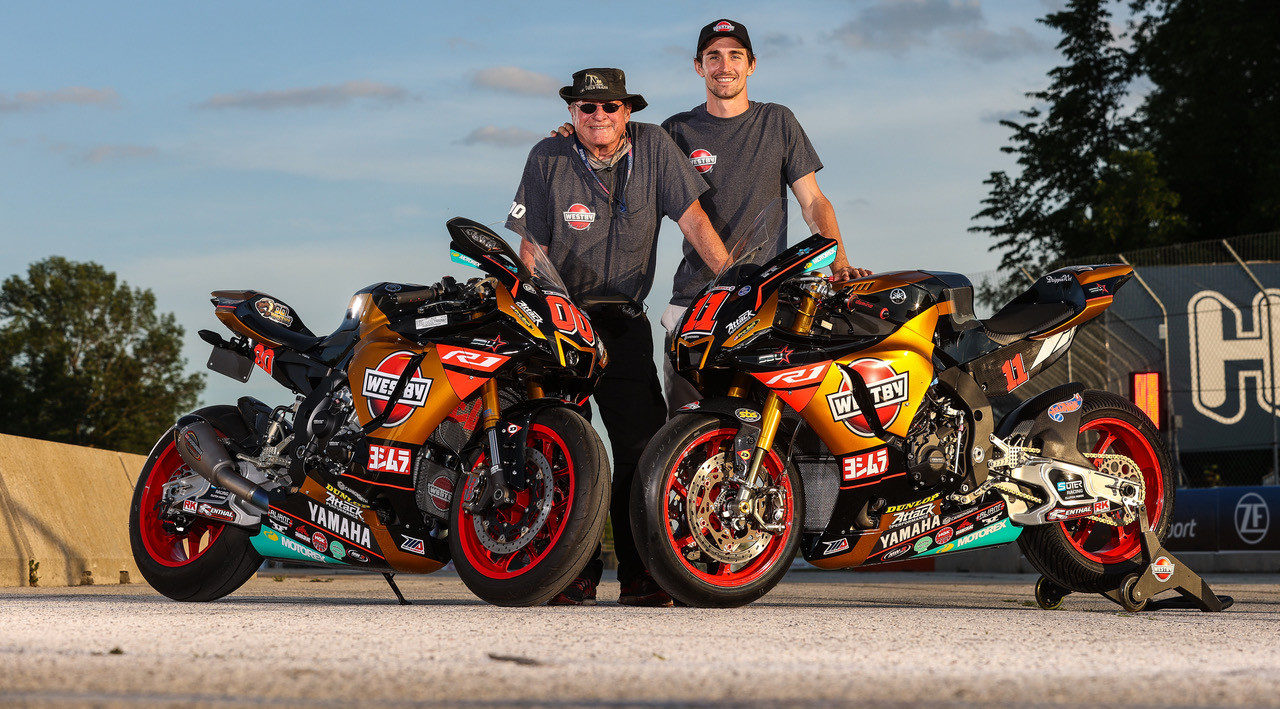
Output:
[
  {"xmin": 137, "ymin": 438, "xmax": 225, "ymax": 567},
  {"xmin": 456, "ymin": 424, "xmax": 575, "ymax": 580},
  {"xmin": 1062, "ymin": 417, "xmax": 1165, "ymax": 564},
  {"xmin": 662, "ymin": 428, "xmax": 794, "ymax": 588}
]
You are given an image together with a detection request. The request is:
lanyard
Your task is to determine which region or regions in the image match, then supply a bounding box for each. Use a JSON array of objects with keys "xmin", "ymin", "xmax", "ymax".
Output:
[{"xmin": 574, "ymin": 140, "xmax": 632, "ymax": 214}]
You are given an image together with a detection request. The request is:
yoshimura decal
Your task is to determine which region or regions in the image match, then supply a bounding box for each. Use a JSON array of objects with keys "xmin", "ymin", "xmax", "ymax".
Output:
[
  {"xmin": 362, "ymin": 352, "xmax": 432, "ymax": 427},
  {"xmin": 827, "ymin": 359, "xmax": 909, "ymax": 436},
  {"xmin": 307, "ymin": 501, "xmax": 372, "ymax": 547},
  {"xmin": 368, "ymin": 444, "xmax": 411, "ymax": 474},
  {"xmin": 843, "ymin": 446, "xmax": 890, "ymax": 482}
]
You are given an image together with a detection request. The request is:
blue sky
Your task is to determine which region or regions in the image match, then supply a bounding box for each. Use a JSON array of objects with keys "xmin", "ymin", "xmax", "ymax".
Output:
[{"xmin": 1, "ymin": 0, "xmax": 1068, "ymax": 409}]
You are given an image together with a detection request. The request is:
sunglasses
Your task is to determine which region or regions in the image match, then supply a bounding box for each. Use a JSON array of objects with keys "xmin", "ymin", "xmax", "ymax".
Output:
[{"xmin": 577, "ymin": 101, "xmax": 625, "ymax": 115}]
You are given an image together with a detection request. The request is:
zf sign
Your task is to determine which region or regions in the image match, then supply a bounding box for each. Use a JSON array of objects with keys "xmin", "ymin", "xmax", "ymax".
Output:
[{"xmin": 1188, "ymin": 288, "xmax": 1280, "ymax": 424}]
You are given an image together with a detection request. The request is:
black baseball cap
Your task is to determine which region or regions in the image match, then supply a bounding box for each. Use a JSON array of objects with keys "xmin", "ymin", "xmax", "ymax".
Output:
[{"xmin": 696, "ymin": 18, "xmax": 753, "ymax": 57}]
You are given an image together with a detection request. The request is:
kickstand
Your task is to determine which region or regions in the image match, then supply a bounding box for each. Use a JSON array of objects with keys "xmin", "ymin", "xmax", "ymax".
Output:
[{"xmin": 382, "ymin": 572, "xmax": 411, "ymax": 606}]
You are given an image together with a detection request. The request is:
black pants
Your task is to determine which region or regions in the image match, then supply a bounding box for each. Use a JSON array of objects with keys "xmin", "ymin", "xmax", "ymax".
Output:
[{"xmin": 579, "ymin": 311, "xmax": 667, "ymax": 587}]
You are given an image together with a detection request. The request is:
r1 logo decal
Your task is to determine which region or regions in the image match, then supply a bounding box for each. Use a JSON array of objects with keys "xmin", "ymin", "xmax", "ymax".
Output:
[{"xmin": 438, "ymin": 347, "xmax": 507, "ymax": 372}]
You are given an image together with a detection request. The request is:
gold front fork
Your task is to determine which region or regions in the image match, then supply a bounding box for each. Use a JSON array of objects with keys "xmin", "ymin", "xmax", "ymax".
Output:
[{"xmin": 480, "ymin": 379, "xmax": 501, "ymax": 429}]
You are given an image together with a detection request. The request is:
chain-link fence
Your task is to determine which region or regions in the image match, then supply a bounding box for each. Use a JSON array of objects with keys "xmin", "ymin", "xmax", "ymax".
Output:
[{"xmin": 967, "ymin": 231, "xmax": 1280, "ymax": 488}]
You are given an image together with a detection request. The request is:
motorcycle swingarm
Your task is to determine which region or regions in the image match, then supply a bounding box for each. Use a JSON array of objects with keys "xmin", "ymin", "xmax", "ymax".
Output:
[
  {"xmin": 161, "ymin": 469, "xmax": 263, "ymax": 528},
  {"xmin": 1000, "ymin": 457, "xmax": 1142, "ymax": 526}
]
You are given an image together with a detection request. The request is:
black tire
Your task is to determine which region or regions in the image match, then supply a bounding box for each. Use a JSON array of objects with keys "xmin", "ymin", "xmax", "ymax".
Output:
[
  {"xmin": 631, "ymin": 414, "xmax": 804, "ymax": 608},
  {"xmin": 128, "ymin": 405, "xmax": 264, "ymax": 602},
  {"xmin": 449, "ymin": 406, "xmax": 609, "ymax": 607},
  {"xmin": 1017, "ymin": 391, "xmax": 1175, "ymax": 593}
]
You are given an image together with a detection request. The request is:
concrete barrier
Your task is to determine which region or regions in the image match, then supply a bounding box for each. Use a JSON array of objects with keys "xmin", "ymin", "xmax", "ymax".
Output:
[{"xmin": 0, "ymin": 433, "xmax": 146, "ymax": 587}]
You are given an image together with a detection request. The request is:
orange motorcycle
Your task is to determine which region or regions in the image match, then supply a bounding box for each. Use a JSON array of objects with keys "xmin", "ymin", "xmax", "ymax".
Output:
[
  {"xmin": 129, "ymin": 218, "xmax": 609, "ymax": 606},
  {"xmin": 632, "ymin": 202, "xmax": 1195, "ymax": 609}
]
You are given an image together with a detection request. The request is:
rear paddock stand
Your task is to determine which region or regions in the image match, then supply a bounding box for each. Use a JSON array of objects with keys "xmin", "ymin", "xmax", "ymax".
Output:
[{"xmin": 1033, "ymin": 521, "xmax": 1232, "ymax": 613}]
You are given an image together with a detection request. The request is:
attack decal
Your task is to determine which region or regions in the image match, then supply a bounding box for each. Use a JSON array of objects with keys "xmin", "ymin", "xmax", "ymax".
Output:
[
  {"xmin": 877, "ymin": 514, "xmax": 939, "ymax": 549},
  {"xmin": 689, "ymin": 148, "xmax": 717, "ymax": 174},
  {"xmin": 1048, "ymin": 393, "xmax": 1083, "ymax": 422},
  {"xmin": 563, "ymin": 203, "xmax": 596, "ymax": 230},
  {"xmin": 890, "ymin": 502, "xmax": 935, "ymax": 528},
  {"xmin": 325, "ymin": 492, "xmax": 362, "ymax": 518},
  {"xmin": 368, "ymin": 444, "xmax": 412, "ymax": 474},
  {"xmin": 842, "ymin": 446, "xmax": 890, "ymax": 483},
  {"xmin": 362, "ymin": 351, "xmax": 432, "ymax": 427},
  {"xmin": 827, "ymin": 359, "xmax": 909, "ymax": 436},
  {"xmin": 307, "ymin": 501, "xmax": 372, "ymax": 547},
  {"xmin": 1152, "ymin": 555, "xmax": 1175, "ymax": 582},
  {"xmin": 823, "ymin": 538, "xmax": 849, "ymax": 555},
  {"xmin": 437, "ymin": 346, "xmax": 509, "ymax": 373}
]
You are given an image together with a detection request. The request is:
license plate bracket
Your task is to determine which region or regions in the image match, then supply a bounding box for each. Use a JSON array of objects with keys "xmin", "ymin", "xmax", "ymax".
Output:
[{"xmin": 207, "ymin": 345, "xmax": 253, "ymax": 382}]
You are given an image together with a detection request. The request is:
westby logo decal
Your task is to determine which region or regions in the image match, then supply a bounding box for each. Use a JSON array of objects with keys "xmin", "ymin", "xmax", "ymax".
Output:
[
  {"xmin": 827, "ymin": 358, "xmax": 909, "ymax": 436},
  {"xmin": 689, "ymin": 149, "xmax": 717, "ymax": 174},
  {"xmin": 362, "ymin": 352, "xmax": 432, "ymax": 427},
  {"xmin": 563, "ymin": 203, "xmax": 595, "ymax": 230}
]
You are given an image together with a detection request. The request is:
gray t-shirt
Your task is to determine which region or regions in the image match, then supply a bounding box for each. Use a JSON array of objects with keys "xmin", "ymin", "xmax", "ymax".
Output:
[
  {"xmin": 507, "ymin": 122, "xmax": 708, "ymax": 304},
  {"xmin": 662, "ymin": 101, "xmax": 823, "ymax": 307}
]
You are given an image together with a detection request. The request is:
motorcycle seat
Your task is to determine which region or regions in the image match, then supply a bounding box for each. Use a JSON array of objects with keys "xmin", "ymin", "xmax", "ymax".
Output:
[{"xmin": 980, "ymin": 301, "xmax": 1074, "ymax": 345}]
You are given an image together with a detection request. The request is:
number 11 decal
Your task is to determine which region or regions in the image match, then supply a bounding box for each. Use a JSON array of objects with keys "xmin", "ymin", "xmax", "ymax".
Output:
[{"xmin": 1002, "ymin": 353, "xmax": 1029, "ymax": 391}]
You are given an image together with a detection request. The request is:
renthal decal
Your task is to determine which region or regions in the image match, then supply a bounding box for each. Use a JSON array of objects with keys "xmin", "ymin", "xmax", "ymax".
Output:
[
  {"xmin": 255, "ymin": 297, "xmax": 294, "ymax": 326},
  {"xmin": 438, "ymin": 346, "xmax": 509, "ymax": 372},
  {"xmin": 368, "ymin": 444, "xmax": 411, "ymax": 474},
  {"xmin": 1152, "ymin": 555, "xmax": 1175, "ymax": 582},
  {"xmin": 400, "ymin": 536, "xmax": 426, "ymax": 555},
  {"xmin": 827, "ymin": 359, "xmax": 909, "ymax": 436},
  {"xmin": 842, "ymin": 446, "xmax": 890, "ymax": 482},
  {"xmin": 307, "ymin": 501, "xmax": 372, "ymax": 547},
  {"xmin": 1048, "ymin": 393, "xmax": 1083, "ymax": 422},
  {"xmin": 765, "ymin": 363, "xmax": 826, "ymax": 388},
  {"xmin": 1045, "ymin": 506, "xmax": 1094, "ymax": 522},
  {"xmin": 878, "ymin": 515, "xmax": 939, "ymax": 549},
  {"xmin": 362, "ymin": 352, "xmax": 432, "ymax": 426},
  {"xmin": 325, "ymin": 492, "xmax": 362, "ymax": 519},
  {"xmin": 515, "ymin": 300, "xmax": 543, "ymax": 324},
  {"xmin": 253, "ymin": 343, "xmax": 275, "ymax": 374},
  {"xmin": 544, "ymin": 294, "xmax": 595, "ymax": 344},
  {"xmin": 880, "ymin": 544, "xmax": 911, "ymax": 561},
  {"xmin": 954, "ymin": 519, "xmax": 1009, "ymax": 548},
  {"xmin": 196, "ymin": 503, "xmax": 236, "ymax": 522},
  {"xmin": 823, "ymin": 538, "xmax": 849, "ymax": 555},
  {"xmin": 885, "ymin": 493, "xmax": 940, "ymax": 514},
  {"xmin": 891, "ymin": 502, "xmax": 935, "ymax": 528}
]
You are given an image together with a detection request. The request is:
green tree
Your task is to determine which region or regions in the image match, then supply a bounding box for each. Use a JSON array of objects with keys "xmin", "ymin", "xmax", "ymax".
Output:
[
  {"xmin": 0, "ymin": 257, "xmax": 204, "ymax": 454},
  {"xmin": 1130, "ymin": 0, "xmax": 1280, "ymax": 238},
  {"xmin": 1082, "ymin": 149, "xmax": 1188, "ymax": 254}
]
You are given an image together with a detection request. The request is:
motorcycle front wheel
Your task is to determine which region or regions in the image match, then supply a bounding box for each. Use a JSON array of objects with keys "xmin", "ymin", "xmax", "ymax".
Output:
[
  {"xmin": 449, "ymin": 406, "xmax": 609, "ymax": 606},
  {"xmin": 631, "ymin": 414, "xmax": 803, "ymax": 608}
]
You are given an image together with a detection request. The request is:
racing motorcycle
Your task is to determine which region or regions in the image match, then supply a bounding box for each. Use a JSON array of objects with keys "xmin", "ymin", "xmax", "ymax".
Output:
[
  {"xmin": 128, "ymin": 218, "xmax": 610, "ymax": 606},
  {"xmin": 631, "ymin": 201, "xmax": 1173, "ymax": 607}
]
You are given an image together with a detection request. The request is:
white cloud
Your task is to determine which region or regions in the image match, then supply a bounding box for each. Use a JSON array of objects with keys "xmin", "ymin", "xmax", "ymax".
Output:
[
  {"xmin": 79, "ymin": 144, "xmax": 158, "ymax": 164},
  {"xmin": 831, "ymin": 0, "xmax": 1047, "ymax": 61},
  {"xmin": 458, "ymin": 126, "xmax": 543, "ymax": 148},
  {"xmin": 195, "ymin": 81, "xmax": 409, "ymax": 110},
  {"xmin": 472, "ymin": 66, "xmax": 559, "ymax": 96},
  {"xmin": 0, "ymin": 87, "xmax": 119, "ymax": 112}
]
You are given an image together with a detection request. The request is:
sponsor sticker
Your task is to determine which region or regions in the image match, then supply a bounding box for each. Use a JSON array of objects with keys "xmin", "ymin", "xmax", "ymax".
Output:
[
  {"xmin": 914, "ymin": 537, "xmax": 932, "ymax": 553},
  {"xmin": 182, "ymin": 430, "xmax": 203, "ymax": 461},
  {"xmin": 881, "ymin": 544, "xmax": 910, "ymax": 561},
  {"xmin": 311, "ymin": 531, "xmax": 328, "ymax": 552},
  {"xmin": 196, "ymin": 503, "xmax": 236, "ymax": 522},
  {"xmin": 734, "ymin": 408, "xmax": 761, "ymax": 423},
  {"xmin": 400, "ymin": 536, "xmax": 426, "ymax": 555},
  {"xmin": 934, "ymin": 527, "xmax": 954, "ymax": 545},
  {"xmin": 368, "ymin": 444, "xmax": 412, "ymax": 474},
  {"xmin": 515, "ymin": 300, "xmax": 543, "ymax": 324},
  {"xmin": 362, "ymin": 352, "xmax": 432, "ymax": 426},
  {"xmin": 1048, "ymin": 393, "xmax": 1083, "ymax": 422},
  {"xmin": 329, "ymin": 541, "xmax": 346, "ymax": 558},
  {"xmin": 842, "ymin": 446, "xmax": 890, "ymax": 482},
  {"xmin": 827, "ymin": 359, "xmax": 909, "ymax": 436},
  {"xmin": 824, "ymin": 538, "xmax": 849, "ymax": 555},
  {"xmin": 415, "ymin": 315, "xmax": 447, "ymax": 330},
  {"xmin": 714, "ymin": 20, "xmax": 734, "ymax": 31},
  {"xmin": 255, "ymin": 297, "xmax": 294, "ymax": 326},
  {"xmin": 885, "ymin": 494, "xmax": 940, "ymax": 514},
  {"xmin": 428, "ymin": 475, "xmax": 454, "ymax": 512},
  {"xmin": 736, "ymin": 286, "xmax": 751, "ymax": 296},
  {"xmin": 307, "ymin": 501, "xmax": 373, "ymax": 547},
  {"xmin": 1235, "ymin": 492, "xmax": 1270, "ymax": 545},
  {"xmin": 679, "ymin": 401, "xmax": 701, "ymax": 411},
  {"xmin": 1151, "ymin": 555, "xmax": 1175, "ymax": 582},
  {"xmin": 348, "ymin": 549, "xmax": 369, "ymax": 563},
  {"xmin": 325, "ymin": 492, "xmax": 362, "ymax": 518},
  {"xmin": 182, "ymin": 500, "xmax": 197, "ymax": 513},
  {"xmin": 889, "ymin": 288, "xmax": 906, "ymax": 304}
]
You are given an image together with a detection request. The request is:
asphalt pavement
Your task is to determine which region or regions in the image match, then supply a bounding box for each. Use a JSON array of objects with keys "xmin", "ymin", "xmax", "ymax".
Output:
[{"xmin": 2, "ymin": 570, "xmax": 1278, "ymax": 708}]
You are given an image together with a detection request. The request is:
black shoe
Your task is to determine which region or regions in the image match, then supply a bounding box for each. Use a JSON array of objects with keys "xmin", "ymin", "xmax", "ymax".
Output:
[
  {"xmin": 619, "ymin": 572, "xmax": 673, "ymax": 607},
  {"xmin": 549, "ymin": 576, "xmax": 597, "ymax": 606}
]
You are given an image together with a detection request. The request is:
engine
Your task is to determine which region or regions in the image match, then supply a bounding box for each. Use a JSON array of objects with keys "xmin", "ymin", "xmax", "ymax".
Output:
[{"xmin": 905, "ymin": 388, "xmax": 967, "ymax": 492}]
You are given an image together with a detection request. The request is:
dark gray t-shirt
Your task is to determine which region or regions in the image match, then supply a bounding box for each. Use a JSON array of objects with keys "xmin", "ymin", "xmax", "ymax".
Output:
[
  {"xmin": 662, "ymin": 101, "xmax": 823, "ymax": 307},
  {"xmin": 506, "ymin": 122, "xmax": 708, "ymax": 303}
]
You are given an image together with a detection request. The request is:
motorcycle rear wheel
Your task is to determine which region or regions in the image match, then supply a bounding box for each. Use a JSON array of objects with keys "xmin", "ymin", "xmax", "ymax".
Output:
[
  {"xmin": 631, "ymin": 414, "xmax": 803, "ymax": 608},
  {"xmin": 128, "ymin": 405, "xmax": 263, "ymax": 602},
  {"xmin": 449, "ymin": 406, "xmax": 609, "ymax": 607},
  {"xmin": 1018, "ymin": 391, "xmax": 1174, "ymax": 593}
]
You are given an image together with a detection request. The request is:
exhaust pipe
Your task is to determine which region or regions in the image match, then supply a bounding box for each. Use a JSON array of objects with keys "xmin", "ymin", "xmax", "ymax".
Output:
[{"xmin": 174, "ymin": 415, "xmax": 271, "ymax": 512}]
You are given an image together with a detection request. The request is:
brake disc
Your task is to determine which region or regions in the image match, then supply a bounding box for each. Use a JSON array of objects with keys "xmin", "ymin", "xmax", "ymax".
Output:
[
  {"xmin": 471, "ymin": 449, "xmax": 553, "ymax": 554},
  {"xmin": 685, "ymin": 453, "xmax": 769, "ymax": 564}
]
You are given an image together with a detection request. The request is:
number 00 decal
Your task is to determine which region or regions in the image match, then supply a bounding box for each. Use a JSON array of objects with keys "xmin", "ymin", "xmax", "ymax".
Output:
[{"xmin": 545, "ymin": 294, "xmax": 595, "ymax": 344}]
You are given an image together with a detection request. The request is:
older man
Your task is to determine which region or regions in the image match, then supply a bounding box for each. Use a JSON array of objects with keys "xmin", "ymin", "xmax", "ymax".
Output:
[{"xmin": 507, "ymin": 68, "xmax": 729, "ymax": 605}]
